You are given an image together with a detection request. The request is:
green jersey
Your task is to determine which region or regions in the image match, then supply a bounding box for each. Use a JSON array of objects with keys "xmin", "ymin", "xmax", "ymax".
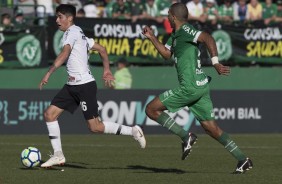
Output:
[
  {"xmin": 218, "ymin": 5, "xmax": 233, "ymax": 17},
  {"xmin": 165, "ymin": 23, "xmax": 208, "ymax": 89},
  {"xmin": 114, "ymin": 67, "xmax": 132, "ymax": 89},
  {"xmin": 261, "ymin": 3, "xmax": 277, "ymax": 19}
]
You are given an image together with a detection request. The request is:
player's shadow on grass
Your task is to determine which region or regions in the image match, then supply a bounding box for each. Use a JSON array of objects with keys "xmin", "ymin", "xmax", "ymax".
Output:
[
  {"xmin": 61, "ymin": 162, "xmax": 89, "ymax": 169},
  {"xmin": 62, "ymin": 163, "xmax": 187, "ymax": 174},
  {"xmin": 127, "ymin": 165, "xmax": 187, "ymax": 174},
  {"xmin": 35, "ymin": 162, "xmax": 190, "ymax": 174}
]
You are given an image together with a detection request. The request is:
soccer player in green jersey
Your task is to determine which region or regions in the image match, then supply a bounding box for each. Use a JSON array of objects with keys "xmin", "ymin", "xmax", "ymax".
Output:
[{"xmin": 142, "ymin": 2, "xmax": 253, "ymax": 174}]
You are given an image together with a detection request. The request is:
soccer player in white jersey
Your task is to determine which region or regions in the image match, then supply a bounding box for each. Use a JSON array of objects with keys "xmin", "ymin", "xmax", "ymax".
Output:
[{"xmin": 39, "ymin": 4, "xmax": 146, "ymax": 168}]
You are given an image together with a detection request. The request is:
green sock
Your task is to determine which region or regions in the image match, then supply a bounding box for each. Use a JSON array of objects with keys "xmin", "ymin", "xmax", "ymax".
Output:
[
  {"xmin": 217, "ymin": 132, "xmax": 246, "ymax": 161},
  {"xmin": 157, "ymin": 112, "xmax": 188, "ymax": 142}
]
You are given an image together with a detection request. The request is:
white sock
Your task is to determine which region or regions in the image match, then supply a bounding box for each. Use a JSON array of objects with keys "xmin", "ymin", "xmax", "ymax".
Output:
[
  {"xmin": 46, "ymin": 120, "xmax": 62, "ymax": 154},
  {"xmin": 103, "ymin": 121, "xmax": 133, "ymax": 136}
]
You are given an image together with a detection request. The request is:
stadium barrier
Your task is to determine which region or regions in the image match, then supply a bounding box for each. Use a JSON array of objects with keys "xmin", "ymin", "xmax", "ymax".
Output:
[
  {"xmin": 0, "ymin": 18, "xmax": 282, "ymax": 68},
  {"xmin": 0, "ymin": 89, "xmax": 281, "ymax": 134}
]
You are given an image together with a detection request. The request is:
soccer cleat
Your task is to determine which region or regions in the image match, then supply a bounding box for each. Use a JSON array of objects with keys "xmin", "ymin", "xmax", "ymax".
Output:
[
  {"xmin": 132, "ymin": 125, "xmax": 146, "ymax": 149},
  {"xmin": 181, "ymin": 133, "xmax": 197, "ymax": 160},
  {"xmin": 233, "ymin": 158, "xmax": 253, "ymax": 174},
  {"xmin": 41, "ymin": 152, "xmax": 66, "ymax": 168}
]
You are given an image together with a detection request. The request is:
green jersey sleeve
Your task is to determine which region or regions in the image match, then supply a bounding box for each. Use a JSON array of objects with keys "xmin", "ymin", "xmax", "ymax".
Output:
[{"xmin": 165, "ymin": 36, "xmax": 172, "ymax": 50}]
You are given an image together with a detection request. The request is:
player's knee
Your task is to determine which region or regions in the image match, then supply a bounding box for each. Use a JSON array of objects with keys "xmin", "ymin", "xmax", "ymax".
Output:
[
  {"xmin": 87, "ymin": 121, "xmax": 104, "ymax": 133},
  {"xmin": 145, "ymin": 104, "xmax": 159, "ymax": 120},
  {"xmin": 43, "ymin": 110, "xmax": 56, "ymax": 122},
  {"xmin": 145, "ymin": 104, "xmax": 153, "ymax": 118}
]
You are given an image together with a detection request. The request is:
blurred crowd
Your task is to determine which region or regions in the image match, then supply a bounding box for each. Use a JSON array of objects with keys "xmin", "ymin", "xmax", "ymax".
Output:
[{"xmin": 1, "ymin": 0, "xmax": 282, "ymax": 31}]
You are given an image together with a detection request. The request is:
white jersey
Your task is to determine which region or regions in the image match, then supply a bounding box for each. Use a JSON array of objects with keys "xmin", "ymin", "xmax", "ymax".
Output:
[
  {"xmin": 186, "ymin": 1, "xmax": 204, "ymax": 17},
  {"xmin": 62, "ymin": 25, "xmax": 95, "ymax": 85}
]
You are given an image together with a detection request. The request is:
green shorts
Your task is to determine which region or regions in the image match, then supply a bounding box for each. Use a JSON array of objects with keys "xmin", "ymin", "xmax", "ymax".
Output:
[{"xmin": 159, "ymin": 85, "xmax": 215, "ymax": 121}]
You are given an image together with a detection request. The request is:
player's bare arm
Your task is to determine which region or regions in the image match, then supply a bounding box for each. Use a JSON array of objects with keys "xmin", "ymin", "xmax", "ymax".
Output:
[
  {"xmin": 142, "ymin": 26, "xmax": 171, "ymax": 59},
  {"xmin": 39, "ymin": 45, "xmax": 71, "ymax": 90},
  {"xmin": 198, "ymin": 32, "xmax": 230, "ymax": 76},
  {"xmin": 91, "ymin": 43, "xmax": 115, "ymax": 87}
]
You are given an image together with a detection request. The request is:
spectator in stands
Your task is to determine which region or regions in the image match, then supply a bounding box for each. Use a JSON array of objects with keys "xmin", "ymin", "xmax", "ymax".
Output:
[
  {"xmin": 76, "ymin": 8, "xmax": 86, "ymax": 17},
  {"xmin": 246, "ymin": 0, "xmax": 262, "ymax": 22},
  {"xmin": 60, "ymin": 0, "xmax": 82, "ymax": 12},
  {"xmin": 104, "ymin": 0, "xmax": 115, "ymax": 18},
  {"xmin": 0, "ymin": 13, "xmax": 14, "ymax": 31},
  {"xmin": 155, "ymin": 0, "xmax": 171, "ymax": 16},
  {"xmin": 275, "ymin": 0, "xmax": 282, "ymax": 23},
  {"xmin": 261, "ymin": 0, "xmax": 277, "ymax": 25},
  {"xmin": 36, "ymin": 0, "xmax": 55, "ymax": 26},
  {"xmin": 217, "ymin": 0, "xmax": 234, "ymax": 24},
  {"xmin": 186, "ymin": 0, "xmax": 205, "ymax": 23},
  {"xmin": 233, "ymin": 0, "xmax": 248, "ymax": 23},
  {"xmin": 144, "ymin": 0, "xmax": 164, "ymax": 23},
  {"xmin": 83, "ymin": 0, "xmax": 102, "ymax": 18},
  {"xmin": 131, "ymin": 0, "xmax": 146, "ymax": 22},
  {"xmin": 113, "ymin": 57, "xmax": 132, "ymax": 89},
  {"xmin": 204, "ymin": 0, "xmax": 218, "ymax": 25},
  {"xmin": 96, "ymin": 0, "xmax": 107, "ymax": 18},
  {"xmin": 160, "ymin": 0, "xmax": 180, "ymax": 34},
  {"xmin": 17, "ymin": 0, "xmax": 36, "ymax": 17},
  {"xmin": 112, "ymin": 0, "xmax": 131, "ymax": 19},
  {"xmin": 12, "ymin": 9, "xmax": 28, "ymax": 30},
  {"xmin": 0, "ymin": 0, "xmax": 14, "ymax": 8}
]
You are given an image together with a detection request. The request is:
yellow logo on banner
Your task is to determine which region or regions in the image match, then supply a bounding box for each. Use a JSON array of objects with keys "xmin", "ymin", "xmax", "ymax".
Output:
[
  {"xmin": 94, "ymin": 36, "xmax": 163, "ymax": 58},
  {"xmin": 0, "ymin": 49, "xmax": 4, "ymax": 64},
  {"xmin": 246, "ymin": 41, "xmax": 282, "ymax": 57}
]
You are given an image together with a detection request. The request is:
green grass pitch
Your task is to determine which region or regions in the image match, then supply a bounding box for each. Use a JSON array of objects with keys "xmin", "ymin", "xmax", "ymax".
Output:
[{"xmin": 0, "ymin": 134, "xmax": 281, "ymax": 184}]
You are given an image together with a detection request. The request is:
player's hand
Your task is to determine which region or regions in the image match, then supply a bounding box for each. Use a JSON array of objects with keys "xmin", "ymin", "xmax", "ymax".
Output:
[
  {"xmin": 39, "ymin": 72, "xmax": 51, "ymax": 90},
  {"xmin": 103, "ymin": 70, "xmax": 115, "ymax": 88},
  {"xmin": 142, "ymin": 26, "xmax": 155, "ymax": 39},
  {"xmin": 214, "ymin": 63, "xmax": 230, "ymax": 75}
]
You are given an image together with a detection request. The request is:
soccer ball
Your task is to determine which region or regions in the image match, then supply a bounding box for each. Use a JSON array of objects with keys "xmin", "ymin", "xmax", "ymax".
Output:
[{"xmin": 20, "ymin": 147, "xmax": 41, "ymax": 168}]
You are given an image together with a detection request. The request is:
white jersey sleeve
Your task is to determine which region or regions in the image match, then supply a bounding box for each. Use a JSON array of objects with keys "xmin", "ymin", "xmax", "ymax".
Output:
[{"xmin": 86, "ymin": 37, "xmax": 95, "ymax": 51}]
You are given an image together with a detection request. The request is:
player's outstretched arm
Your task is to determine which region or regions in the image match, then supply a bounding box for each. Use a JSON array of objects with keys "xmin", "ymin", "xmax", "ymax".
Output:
[
  {"xmin": 142, "ymin": 26, "xmax": 171, "ymax": 59},
  {"xmin": 213, "ymin": 63, "xmax": 231, "ymax": 76},
  {"xmin": 39, "ymin": 45, "xmax": 71, "ymax": 90},
  {"xmin": 197, "ymin": 32, "xmax": 230, "ymax": 75},
  {"xmin": 91, "ymin": 43, "xmax": 115, "ymax": 87}
]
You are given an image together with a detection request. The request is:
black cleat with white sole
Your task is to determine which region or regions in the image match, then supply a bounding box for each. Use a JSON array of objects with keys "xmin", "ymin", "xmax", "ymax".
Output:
[
  {"xmin": 181, "ymin": 133, "xmax": 197, "ymax": 160},
  {"xmin": 233, "ymin": 158, "xmax": 253, "ymax": 174}
]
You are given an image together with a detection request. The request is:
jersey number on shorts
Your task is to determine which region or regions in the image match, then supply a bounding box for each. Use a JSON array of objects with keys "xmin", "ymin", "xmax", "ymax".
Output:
[{"xmin": 80, "ymin": 101, "xmax": 87, "ymax": 111}]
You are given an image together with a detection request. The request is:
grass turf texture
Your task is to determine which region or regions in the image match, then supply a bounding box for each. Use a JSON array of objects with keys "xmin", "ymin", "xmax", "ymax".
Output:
[{"xmin": 0, "ymin": 134, "xmax": 281, "ymax": 184}]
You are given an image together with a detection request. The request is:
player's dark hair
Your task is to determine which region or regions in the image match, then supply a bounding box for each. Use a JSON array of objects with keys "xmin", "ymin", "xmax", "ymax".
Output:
[
  {"xmin": 170, "ymin": 3, "xmax": 188, "ymax": 22},
  {"xmin": 56, "ymin": 4, "xmax": 76, "ymax": 18}
]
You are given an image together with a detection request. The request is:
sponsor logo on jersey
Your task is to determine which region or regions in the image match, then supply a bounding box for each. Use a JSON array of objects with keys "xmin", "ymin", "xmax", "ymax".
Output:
[
  {"xmin": 68, "ymin": 76, "xmax": 76, "ymax": 82},
  {"xmin": 183, "ymin": 25, "xmax": 197, "ymax": 36},
  {"xmin": 196, "ymin": 78, "xmax": 208, "ymax": 86},
  {"xmin": 196, "ymin": 68, "xmax": 203, "ymax": 74}
]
